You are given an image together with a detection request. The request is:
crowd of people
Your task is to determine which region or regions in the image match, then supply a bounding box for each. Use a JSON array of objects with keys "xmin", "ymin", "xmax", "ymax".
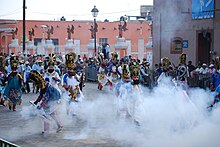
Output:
[{"xmin": 0, "ymin": 51, "xmax": 220, "ymax": 133}]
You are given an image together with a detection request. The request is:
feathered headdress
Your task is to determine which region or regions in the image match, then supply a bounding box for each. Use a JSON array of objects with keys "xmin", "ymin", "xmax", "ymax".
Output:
[
  {"xmin": 65, "ymin": 52, "xmax": 77, "ymax": 70},
  {"xmin": 161, "ymin": 57, "xmax": 170, "ymax": 69},
  {"xmin": 29, "ymin": 70, "xmax": 46, "ymax": 90},
  {"xmin": 121, "ymin": 64, "xmax": 130, "ymax": 81},
  {"xmin": 10, "ymin": 56, "xmax": 19, "ymax": 71},
  {"xmin": 111, "ymin": 52, "xmax": 118, "ymax": 63},
  {"xmin": 129, "ymin": 61, "xmax": 140, "ymax": 81},
  {"xmin": 179, "ymin": 53, "xmax": 186, "ymax": 65}
]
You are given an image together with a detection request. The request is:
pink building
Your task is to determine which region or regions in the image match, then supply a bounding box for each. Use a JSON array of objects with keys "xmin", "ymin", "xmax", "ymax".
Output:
[{"xmin": 0, "ymin": 19, "xmax": 152, "ymax": 62}]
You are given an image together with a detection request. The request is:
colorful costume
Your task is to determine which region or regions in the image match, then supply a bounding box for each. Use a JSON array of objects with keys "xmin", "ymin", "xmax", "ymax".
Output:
[
  {"xmin": 29, "ymin": 70, "xmax": 63, "ymax": 133},
  {"xmin": 43, "ymin": 60, "xmax": 61, "ymax": 94},
  {"xmin": 115, "ymin": 62, "xmax": 143, "ymax": 126},
  {"xmin": 3, "ymin": 56, "xmax": 23, "ymax": 111},
  {"xmin": 62, "ymin": 53, "xmax": 84, "ymax": 116},
  {"xmin": 97, "ymin": 62, "xmax": 108, "ymax": 90},
  {"xmin": 107, "ymin": 52, "xmax": 120, "ymax": 88},
  {"xmin": 176, "ymin": 53, "xmax": 189, "ymax": 91}
]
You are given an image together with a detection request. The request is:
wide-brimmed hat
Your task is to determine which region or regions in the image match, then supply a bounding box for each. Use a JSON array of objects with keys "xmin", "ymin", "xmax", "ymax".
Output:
[{"xmin": 209, "ymin": 64, "xmax": 214, "ymax": 67}]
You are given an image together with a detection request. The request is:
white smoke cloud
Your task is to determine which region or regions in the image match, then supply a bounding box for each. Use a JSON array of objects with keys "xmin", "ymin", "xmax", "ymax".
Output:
[{"xmin": 14, "ymin": 77, "xmax": 220, "ymax": 147}]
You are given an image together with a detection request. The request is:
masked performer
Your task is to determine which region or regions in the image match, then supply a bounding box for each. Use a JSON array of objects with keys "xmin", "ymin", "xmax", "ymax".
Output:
[
  {"xmin": 115, "ymin": 63, "xmax": 132, "ymax": 120},
  {"xmin": 3, "ymin": 56, "xmax": 23, "ymax": 111},
  {"xmin": 107, "ymin": 52, "xmax": 120, "ymax": 89},
  {"xmin": 175, "ymin": 53, "xmax": 189, "ymax": 91},
  {"xmin": 29, "ymin": 70, "xmax": 63, "ymax": 133},
  {"xmin": 97, "ymin": 61, "xmax": 108, "ymax": 90},
  {"xmin": 157, "ymin": 57, "xmax": 170, "ymax": 84},
  {"xmin": 129, "ymin": 61, "xmax": 143, "ymax": 126},
  {"xmin": 43, "ymin": 60, "xmax": 61, "ymax": 94},
  {"xmin": 62, "ymin": 53, "xmax": 84, "ymax": 116}
]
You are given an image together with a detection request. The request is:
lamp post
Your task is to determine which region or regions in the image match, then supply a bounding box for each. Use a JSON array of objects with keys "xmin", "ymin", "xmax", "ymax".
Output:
[{"xmin": 91, "ymin": 6, "xmax": 99, "ymax": 57}]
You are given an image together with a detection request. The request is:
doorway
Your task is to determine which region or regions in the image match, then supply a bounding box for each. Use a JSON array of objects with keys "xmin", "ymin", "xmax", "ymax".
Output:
[{"xmin": 197, "ymin": 32, "xmax": 211, "ymax": 64}]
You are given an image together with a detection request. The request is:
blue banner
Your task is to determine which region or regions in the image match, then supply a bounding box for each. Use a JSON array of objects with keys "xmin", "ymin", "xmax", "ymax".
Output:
[{"xmin": 192, "ymin": 0, "xmax": 214, "ymax": 19}]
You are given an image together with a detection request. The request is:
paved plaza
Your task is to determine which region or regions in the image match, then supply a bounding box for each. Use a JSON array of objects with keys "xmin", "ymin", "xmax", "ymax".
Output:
[
  {"xmin": 1, "ymin": 81, "xmax": 220, "ymax": 147},
  {"xmin": 0, "ymin": 82, "xmax": 124, "ymax": 147}
]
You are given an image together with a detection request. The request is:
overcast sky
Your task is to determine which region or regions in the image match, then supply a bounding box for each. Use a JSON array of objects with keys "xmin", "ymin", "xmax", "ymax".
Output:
[{"xmin": 0, "ymin": 0, "xmax": 153, "ymax": 21}]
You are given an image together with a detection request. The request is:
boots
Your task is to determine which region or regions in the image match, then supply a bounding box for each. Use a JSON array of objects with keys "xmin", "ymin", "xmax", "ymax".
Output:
[{"xmin": 13, "ymin": 104, "xmax": 16, "ymax": 111}]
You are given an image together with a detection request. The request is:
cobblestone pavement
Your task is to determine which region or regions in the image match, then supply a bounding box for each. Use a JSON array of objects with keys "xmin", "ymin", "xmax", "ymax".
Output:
[{"xmin": 0, "ymin": 82, "xmax": 128, "ymax": 147}]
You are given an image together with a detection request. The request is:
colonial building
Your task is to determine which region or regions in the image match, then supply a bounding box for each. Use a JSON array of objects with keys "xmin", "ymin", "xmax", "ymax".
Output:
[
  {"xmin": 153, "ymin": 0, "xmax": 220, "ymax": 65},
  {"xmin": 0, "ymin": 18, "xmax": 152, "ymax": 61}
]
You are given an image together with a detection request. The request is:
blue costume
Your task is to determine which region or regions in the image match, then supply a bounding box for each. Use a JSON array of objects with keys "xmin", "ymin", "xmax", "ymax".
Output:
[
  {"xmin": 3, "ymin": 56, "xmax": 23, "ymax": 111},
  {"xmin": 29, "ymin": 70, "xmax": 63, "ymax": 133}
]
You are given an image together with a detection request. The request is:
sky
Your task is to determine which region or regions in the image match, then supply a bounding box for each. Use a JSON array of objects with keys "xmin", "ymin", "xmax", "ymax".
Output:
[{"xmin": 0, "ymin": 0, "xmax": 153, "ymax": 22}]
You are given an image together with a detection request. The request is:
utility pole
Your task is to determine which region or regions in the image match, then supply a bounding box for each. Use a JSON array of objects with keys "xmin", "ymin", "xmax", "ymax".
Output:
[{"xmin": 23, "ymin": 0, "xmax": 26, "ymax": 56}]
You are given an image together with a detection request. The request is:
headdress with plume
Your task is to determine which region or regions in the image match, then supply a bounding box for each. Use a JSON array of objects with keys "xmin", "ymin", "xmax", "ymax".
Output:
[
  {"xmin": 65, "ymin": 52, "xmax": 77, "ymax": 70},
  {"xmin": 111, "ymin": 52, "xmax": 118, "ymax": 63},
  {"xmin": 179, "ymin": 53, "xmax": 187, "ymax": 65},
  {"xmin": 161, "ymin": 57, "xmax": 170, "ymax": 69},
  {"xmin": 129, "ymin": 61, "xmax": 140, "ymax": 85},
  {"xmin": 29, "ymin": 70, "xmax": 46, "ymax": 90},
  {"xmin": 121, "ymin": 63, "xmax": 130, "ymax": 81},
  {"xmin": 10, "ymin": 56, "xmax": 19, "ymax": 71}
]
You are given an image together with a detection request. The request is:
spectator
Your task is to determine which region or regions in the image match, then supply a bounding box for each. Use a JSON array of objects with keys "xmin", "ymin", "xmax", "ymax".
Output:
[
  {"xmin": 208, "ymin": 64, "xmax": 216, "ymax": 74},
  {"xmin": 83, "ymin": 54, "xmax": 88, "ymax": 61},
  {"xmin": 102, "ymin": 44, "xmax": 107, "ymax": 59},
  {"xmin": 199, "ymin": 63, "xmax": 208, "ymax": 74},
  {"xmin": 187, "ymin": 61, "xmax": 196, "ymax": 77},
  {"xmin": 105, "ymin": 43, "xmax": 110, "ymax": 60}
]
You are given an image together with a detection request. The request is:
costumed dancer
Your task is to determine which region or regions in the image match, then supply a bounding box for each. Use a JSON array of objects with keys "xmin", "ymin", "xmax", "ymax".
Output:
[
  {"xmin": 107, "ymin": 52, "xmax": 120, "ymax": 90},
  {"xmin": 208, "ymin": 58, "xmax": 220, "ymax": 110},
  {"xmin": 157, "ymin": 57, "xmax": 170, "ymax": 83},
  {"xmin": 115, "ymin": 63, "xmax": 132, "ymax": 120},
  {"xmin": 140, "ymin": 60, "xmax": 151, "ymax": 87},
  {"xmin": 43, "ymin": 60, "xmax": 61, "ymax": 94},
  {"xmin": 207, "ymin": 84, "xmax": 220, "ymax": 110},
  {"xmin": 175, "ymin": 53, "xmax": 189, "ymax": 91},
  {"xmin": 97, "ymin": 60, "xmax": 108, "ymax": 90},
  {"xmin": 3, "ymin": 56, "xmax": 23, "ymax": 111},
  {"xmin": 62, "ymin": 53, "xmax": 84, "ymax": 116},
  {"xmin": 115, "ymin": 61, "xmax": 143, "ymax": 126},
  {"xmin": 129, "ymin": 60, "xmax": 143, "ymax": 126},
  {"xmin": 32, "ymin": 59, "xmax": 44, "ymax": 93},
  {"xmin": 29, "ymin": 70, "xmax": 63, "ymax": 133},
  {"xmin": 0, "ymin": 56, "xmax": 7, "ymax": 106}
]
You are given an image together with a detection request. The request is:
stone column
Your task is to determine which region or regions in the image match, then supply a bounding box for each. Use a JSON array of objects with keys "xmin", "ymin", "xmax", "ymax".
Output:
[
  {"xmin": 26, "ymin": 40, "xmax": 36, "ymax": 55},
  {"xmin": 87, "ymin": 39, "xmax": 99, "ymax": 58},
  {"xmin": 64, "ymin": 39, "xmax": 75, "ymax": 53},
  {"xmin": 45, "ymin": 39, "xmax": 55, "ymax": 55},
  {"xmin": 8, "ymin": 39, "xmax": 19, "ymax": 55}
]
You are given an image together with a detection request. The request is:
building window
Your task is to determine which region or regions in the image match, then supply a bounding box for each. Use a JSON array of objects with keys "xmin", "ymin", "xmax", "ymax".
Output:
[
  {"xmin": 170, "ymin": 37, "xmax": 183, "ymax": 54},
  {"xmin": 99, "ymin": 38, "xmax": 108, "ymax": 53},
  {"xmin": 99, "ymin": 38, "xmax": 108, "ymax": 46}
]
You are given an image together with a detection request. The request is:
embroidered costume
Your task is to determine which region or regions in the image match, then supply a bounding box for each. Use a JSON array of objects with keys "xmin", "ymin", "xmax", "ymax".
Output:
[
  {"xmin": 62, "ymin": 53, "xmax": 84, "ymax": 116},
  {"xmin": 29, "ymin": 70, "xmax": 63, "ymax": 133}
]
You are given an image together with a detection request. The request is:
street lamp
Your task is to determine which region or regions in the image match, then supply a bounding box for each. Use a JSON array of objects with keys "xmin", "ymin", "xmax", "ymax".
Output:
[{"xmin": 91, "ymin": 5, "xmax": 99, "ymax": 57}]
